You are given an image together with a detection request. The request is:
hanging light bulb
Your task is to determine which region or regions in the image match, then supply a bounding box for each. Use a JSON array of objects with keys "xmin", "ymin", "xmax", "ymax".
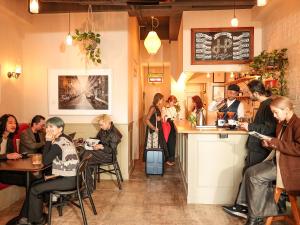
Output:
[
  {"xmin": 29, "ymin": 0, "xmax": 39, "ymax": 14},
  {"xmin": 144, "ymin": 17, "xmax": 161, "ymax": 55},
  {"xmin": 257, "ymin": 0, "xmax": 267, "ymax": 6},
  {"xmin": 65, "ymin": 12, "xmax": 73, "ymax": 46},
  {"xmin": 231, "ymin": 0, "xmax": 238, "ymax": 27},
  {"xmin": 230, "ymin": 72, "xmax": 234, "ymax": 78},
  {"xmin": 206, "ymin": 73, "xmax": 211, "ymax": 78}
]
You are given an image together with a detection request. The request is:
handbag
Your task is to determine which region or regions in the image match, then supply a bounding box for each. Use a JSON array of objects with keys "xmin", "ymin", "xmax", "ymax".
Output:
[{"xmin": 162, "ymin": 120, "xmax": 171, "ymax": 142}]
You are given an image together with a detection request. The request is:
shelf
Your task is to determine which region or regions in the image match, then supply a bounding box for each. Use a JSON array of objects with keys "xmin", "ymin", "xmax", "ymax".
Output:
[{"xmin": 225, "ymin": 77, "xmax": 254, "ymax": 85}]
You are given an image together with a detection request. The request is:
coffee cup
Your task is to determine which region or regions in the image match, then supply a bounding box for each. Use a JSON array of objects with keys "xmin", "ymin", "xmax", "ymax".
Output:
[{"xmin": 31, "ymin": 154, "xmax": 42, "ymax": 165}]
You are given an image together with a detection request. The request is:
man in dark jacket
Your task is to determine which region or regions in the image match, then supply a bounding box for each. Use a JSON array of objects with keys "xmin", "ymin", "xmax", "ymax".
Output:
[
  {"xmin": 20, "ymin": 115, "xmax": 46, "ymax": 154},
  {"xmin": 82, "ymin": 114, "xmax": 122, "ymax": 190},
  {"xmin": 223, "ymin": 80, "xmax": 277, "ymax": 219}
]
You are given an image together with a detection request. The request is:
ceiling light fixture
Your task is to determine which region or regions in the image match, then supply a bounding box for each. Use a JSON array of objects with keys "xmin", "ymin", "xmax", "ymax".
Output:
[
  {"xmin": 231, "ymin": 0, "xmax": 238, "ymax": 27},
  {"xmin": 257, "ymin": 0, "xmax": 267, "ymax": 6},
  {"xmin": 144, "ymin": 16, "xmax": 161, "ymax": 55},
  {"xmin": 29, "ymin": 0, "xmax": 39, "ymax": 14},
  {"xmin": 66, "ymin": 12, "xmax": 73, "ymax": 46}
]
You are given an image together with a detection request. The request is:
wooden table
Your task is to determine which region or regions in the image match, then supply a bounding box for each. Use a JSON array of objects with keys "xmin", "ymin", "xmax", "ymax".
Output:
[
  {"xmin": 0, "ymin": 157, "xmax": 45, "ymax": 193},
  {"xmin": 0, "ymin": 157, "xmax": 47, "ymax": 225}
]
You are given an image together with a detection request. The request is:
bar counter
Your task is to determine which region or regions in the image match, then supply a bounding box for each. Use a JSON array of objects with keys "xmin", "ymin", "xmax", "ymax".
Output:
[{"xmin": 174, "ymin": 119, "xmax": 248, "ymax": 204}]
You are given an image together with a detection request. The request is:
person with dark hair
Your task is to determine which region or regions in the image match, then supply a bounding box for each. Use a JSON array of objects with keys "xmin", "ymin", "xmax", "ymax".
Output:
[
  {"xmin": 18, "ymin": 117, "xmax": 79, "ymax": 225},
  {"xmin": 162, "ymin": 95, "xmax": 178, "ymax": 166},
  {"xmin": 223, "ymin": 80, "xmax": 277, "ymax": 219},
  {"xmin": 190, "ymin": 95, "xmax": 206, "ymax": 125},
  {"xmin": 144, "ymin": 93, "xmax": 168, "ymax": 161},
  {"xmin": 242, "ymin": 96, "xmax": 300, "ymax": 225},
  {"xmin": 0, "ymin": 114, "xmax": 21, "ymax": 160},
  {"xmin": 208, "ymin": 84, "xmax": 244, "ymax": 120},
  {"xmin": 0, "ymin": 114, "xmax": 26, "ymax": 186},
  {"xmin": 20, "ymin": 115, "xmax": 46, "ymax": 154}
]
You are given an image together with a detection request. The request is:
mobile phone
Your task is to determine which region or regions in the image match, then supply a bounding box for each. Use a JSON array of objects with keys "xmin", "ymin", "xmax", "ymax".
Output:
[{"xmin": 21, "ymin": 152, "xmax": 28, "ymax": 158}]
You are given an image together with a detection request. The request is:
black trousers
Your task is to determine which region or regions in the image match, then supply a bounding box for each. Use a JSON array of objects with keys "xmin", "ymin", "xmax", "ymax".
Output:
[
  {"xmin": 20, "ymin": 176, "xmax": 76, "ymax": 223},
  {"xmin": 0, "ymin": 171, "xmax": 26, "ymax": 187},
  {"xmin": 167, "ymin": 120, "xmax": 176, "ymax": 162}
]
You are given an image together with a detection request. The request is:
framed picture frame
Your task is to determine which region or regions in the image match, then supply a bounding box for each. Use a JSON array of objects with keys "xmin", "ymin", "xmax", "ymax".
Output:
[
  {"xmin": 191, "ymin": 27, "xmax": 254, "ymax": 65},
  {"xmin": 213, "ymin": 72, "xmax": 226, "ymax": 83},
  {"xmin": 212, "ymin": 85, "xmax": 225, "ymax": 101},
  {"xmin": 48, "ymin": 69, "xmax": 112, "ymax": 115}
]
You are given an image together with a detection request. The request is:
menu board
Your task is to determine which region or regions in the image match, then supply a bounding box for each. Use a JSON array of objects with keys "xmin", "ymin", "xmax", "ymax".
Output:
[{"xmin": 191, "ymin": 27, "xmax": 254, "ymax": 65}]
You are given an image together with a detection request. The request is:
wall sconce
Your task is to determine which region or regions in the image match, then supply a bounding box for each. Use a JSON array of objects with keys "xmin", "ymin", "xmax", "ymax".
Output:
[
  {"xmin": 7, "ymin": 66, "xmax": 22, "ymax": 79},
  {"xmin": 29, "ymin": 0, "xmax": 39, "ymax": 14}
]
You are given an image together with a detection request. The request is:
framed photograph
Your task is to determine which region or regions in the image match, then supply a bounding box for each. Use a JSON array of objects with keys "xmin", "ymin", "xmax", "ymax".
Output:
[
  {"xmin": 213, "ymin": 72, "xmax": 225, "ymax": 83},
  {"xmin": 48, "ymin": 69, "xmax": 112, "ymax": 115},
  {"xmin": 191, "ymin": 27, "xmax": 254, "ymax": 65},
  {"xmin": 212, "ymin": 85, "xmax": 225, "ymax": 101}
]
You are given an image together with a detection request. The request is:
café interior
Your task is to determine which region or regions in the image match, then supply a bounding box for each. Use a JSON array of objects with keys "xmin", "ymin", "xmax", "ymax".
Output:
[{"xmin": 0, "ymin": 0, "xmax": 300, "ymax": 224}]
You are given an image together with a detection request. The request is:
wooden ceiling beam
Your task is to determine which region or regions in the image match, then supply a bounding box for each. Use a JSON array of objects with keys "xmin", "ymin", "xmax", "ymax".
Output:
[{"xmin": 169, "ymin": 13, "xmax": 181, "ymax": 41}]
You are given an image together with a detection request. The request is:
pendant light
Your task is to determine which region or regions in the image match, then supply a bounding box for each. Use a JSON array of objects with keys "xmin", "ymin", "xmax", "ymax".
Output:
[
  {"xmin": 231, "ymin": 0, "xmax": 238, "ymax": 27},
  {"xmin": 257, "ymin": 0, "xmax": 267, "ymax": 6},
  {"xmin": 144, "ymin": 17, "xmax": 161, "ymax": 55},
  {"xmin": 29, "ymin": 0, "xmax": 39, "ymax": 14},
  {"xmin": 65, "ymin": 12, "xmax": 73, "ymax": 46}
]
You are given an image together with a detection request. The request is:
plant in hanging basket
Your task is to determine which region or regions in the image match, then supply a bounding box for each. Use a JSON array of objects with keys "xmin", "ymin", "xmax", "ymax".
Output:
[{"xmin": 72, "ymin": 29, "xmax": 101, "ymax": 64}]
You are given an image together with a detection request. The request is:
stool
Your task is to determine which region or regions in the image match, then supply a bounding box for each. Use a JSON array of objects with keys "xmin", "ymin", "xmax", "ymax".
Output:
[{"xmin": 265, "ymin": 187, "xmax": 300, "ymax": 225}]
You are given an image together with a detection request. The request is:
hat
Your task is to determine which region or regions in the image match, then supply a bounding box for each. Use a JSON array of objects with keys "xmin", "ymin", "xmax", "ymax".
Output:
[{"xmin": 227, "ymin": 84, "xmax": 240, "ymax": 92}]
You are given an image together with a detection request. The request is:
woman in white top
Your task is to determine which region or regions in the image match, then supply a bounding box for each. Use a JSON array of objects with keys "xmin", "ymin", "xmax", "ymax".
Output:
[{"xmin": 162, "ymin": 95, "xmax": 178, "ymax": 166}]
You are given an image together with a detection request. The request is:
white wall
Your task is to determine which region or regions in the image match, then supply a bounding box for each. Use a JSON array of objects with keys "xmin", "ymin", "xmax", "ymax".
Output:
[
  {"xmin": 0, "ymin": 1, "xmax": 30, "ymax": 119},
  {"xmin": 182, "ymin": 9, "xmax": 262, "ymax": 73},
  {"xmin": 21, "ymin": 12, "xmax": 129, "ymax": 124}
]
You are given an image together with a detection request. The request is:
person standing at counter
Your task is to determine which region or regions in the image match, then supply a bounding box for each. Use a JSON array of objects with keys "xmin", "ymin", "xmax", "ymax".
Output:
[
  {"xmin": 162, "ymin": 95, "xmax": 178, "ymax": 166},
  {"xmin": 190, "ymin": 95, "xmax": 206, "ymax": 126},
  {"xmin": 223, "ymin": 80, "xmax": 277, "ymax": 219},
  {"xmin": 208, "ymin": 84, "xmax": 244, "ymax": 120},
  {"xmin": 144, "ymin": 93, "xmax": 168, "ymax": 161}
]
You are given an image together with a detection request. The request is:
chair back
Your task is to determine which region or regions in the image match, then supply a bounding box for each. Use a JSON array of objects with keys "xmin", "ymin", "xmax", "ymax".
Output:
[{"xmin": 76, "ymin": 154, "xmax": 92, "ymax": 190}]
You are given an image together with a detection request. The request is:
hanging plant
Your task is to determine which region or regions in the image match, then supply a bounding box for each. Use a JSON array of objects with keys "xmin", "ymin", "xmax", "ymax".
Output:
[{"xmin": 72, "ymin": 29, "xmax": 101, "ymax": 64}]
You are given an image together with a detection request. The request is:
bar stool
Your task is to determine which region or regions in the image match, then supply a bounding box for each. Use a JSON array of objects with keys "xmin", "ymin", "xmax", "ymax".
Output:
[{"xmin": 265, "ymin": 187, "xmax": 300, "ymax": 225}]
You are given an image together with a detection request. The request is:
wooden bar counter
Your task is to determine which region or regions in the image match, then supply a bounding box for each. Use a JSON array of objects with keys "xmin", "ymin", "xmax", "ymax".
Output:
[{"xmin": 174, "ymin": 119, "xmax": 248, "ymax": 204}]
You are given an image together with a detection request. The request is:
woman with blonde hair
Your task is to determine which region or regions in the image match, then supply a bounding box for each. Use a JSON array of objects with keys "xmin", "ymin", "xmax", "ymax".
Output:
[{"xmin": 241, "ymin": 96, "xmax": 300, "ymax": 225}]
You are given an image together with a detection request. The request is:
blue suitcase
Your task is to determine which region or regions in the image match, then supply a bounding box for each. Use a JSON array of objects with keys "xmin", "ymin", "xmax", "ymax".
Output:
[{"xmin": 145, "ymin": 148, "xmax": 164, "ymax": 176}]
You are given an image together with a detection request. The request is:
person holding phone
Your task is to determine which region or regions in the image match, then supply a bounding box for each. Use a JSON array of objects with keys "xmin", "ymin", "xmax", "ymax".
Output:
[{"xmin": 240, "ymin": 96, "xmax": 300, "ymax": 225}]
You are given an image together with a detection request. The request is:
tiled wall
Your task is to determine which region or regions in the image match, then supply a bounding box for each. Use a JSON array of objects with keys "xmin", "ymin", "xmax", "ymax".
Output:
[{"xmin": 261, "ymin": 1, "xmax": 300, "ymax": 114}]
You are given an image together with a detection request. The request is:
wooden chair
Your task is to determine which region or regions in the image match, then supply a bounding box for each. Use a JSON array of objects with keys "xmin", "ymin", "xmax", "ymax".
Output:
[{"xmin": 265, "ymin": 187, "xmax": 300, "ymax": 225}]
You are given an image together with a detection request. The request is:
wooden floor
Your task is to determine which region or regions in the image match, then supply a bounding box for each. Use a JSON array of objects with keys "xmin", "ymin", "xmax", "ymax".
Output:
[{"xmin": 0, "ymin": 160, "xmax": 286, "ymax": 225}]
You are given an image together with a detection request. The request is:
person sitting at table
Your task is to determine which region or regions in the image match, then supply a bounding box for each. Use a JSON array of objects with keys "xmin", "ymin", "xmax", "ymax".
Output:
[
  {"xmin": 18, "ymin": 117, "xmax": 79, "ymax": 225},
  {"xmin": 0, "ymin": 114, "xmax": 26, "ymax": 186},
  {"xmin": 20, "ymin": 115, "xmax": 46, "ymax": 154},
  {"xmin": 81, "ymin": 114, "xmax": 122, "ymax": 190}
]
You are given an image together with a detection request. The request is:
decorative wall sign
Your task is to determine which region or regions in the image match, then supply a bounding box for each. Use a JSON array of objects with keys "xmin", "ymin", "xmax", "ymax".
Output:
[
  {"xmin": 213, "ymin": 72, "xmax": 226, "ymax": 83},
  {"xmin": 191, "ymin": 27, "xmax": 254, "ymax": 65},
  {"xmin": 48, "ymin": 69, "xmax": 112, "ymax": 115},
  {"xmin": 212, "ymin": 85, "xmax": 225, "ymax": 101}
]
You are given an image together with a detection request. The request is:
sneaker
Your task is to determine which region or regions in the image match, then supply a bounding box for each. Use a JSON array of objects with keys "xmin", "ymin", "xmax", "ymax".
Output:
[
  {"xmin": 16, "ymin": 217, "xmax": 30, "ymax": 225},
  {"xmin": 222, "ymin": 204, "xmax": 248, "ymax": 219}
]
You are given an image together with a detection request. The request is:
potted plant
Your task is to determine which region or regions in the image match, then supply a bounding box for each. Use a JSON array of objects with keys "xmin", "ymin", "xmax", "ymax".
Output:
[
  {"xmin": 250, "ymin": 48, "xmax": 288, "ymax": 96},
  {"xmin": 72, "ymin": 29, "xmax": 101, "ymax": 64}
]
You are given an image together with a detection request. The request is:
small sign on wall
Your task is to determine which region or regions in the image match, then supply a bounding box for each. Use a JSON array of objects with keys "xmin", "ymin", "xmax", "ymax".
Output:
[{"xmin": 148, "ymin": 73, "xmax": 163, "ymax": 83}]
